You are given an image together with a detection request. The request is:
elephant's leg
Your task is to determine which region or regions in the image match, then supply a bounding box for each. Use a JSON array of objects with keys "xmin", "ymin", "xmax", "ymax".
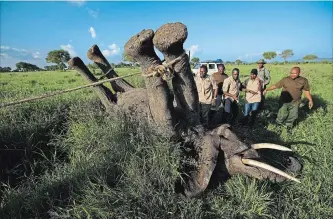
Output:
[
  {"xmin": 87, "ymin": 44, "xmax": 134, "ymax": 93},
  {"xmin": 124, "ymin": 29, "xmax": 176, "ymax": 137},
  {"xmin": 153, "ymin": 22, "xmax": 200, "ymax": 127},
  {"xmin": 68, "ymin": 57, "xmax": 116, "ymax": 110}
]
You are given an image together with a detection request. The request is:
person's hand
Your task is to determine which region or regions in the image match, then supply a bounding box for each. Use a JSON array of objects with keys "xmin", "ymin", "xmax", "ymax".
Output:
[
  {"xmin": 308, "ymin": 100, "xmax": 313, "ymax": 109},
  {"xmin": 263, "ymin": 89, "xmax": 268, "ymax": 95},
  {"xmin": 233, "ymin": 95, "xmax": 238, "ymax": 101},
  {"xmin": 212, "ymin": 98, "xmax": 216, "ymax": 106}
]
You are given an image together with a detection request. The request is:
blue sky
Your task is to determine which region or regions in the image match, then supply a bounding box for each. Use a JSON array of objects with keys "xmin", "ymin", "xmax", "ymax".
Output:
[{"xmin": 0, "ymin": 1, "xmax": 332, "ymax": 68}]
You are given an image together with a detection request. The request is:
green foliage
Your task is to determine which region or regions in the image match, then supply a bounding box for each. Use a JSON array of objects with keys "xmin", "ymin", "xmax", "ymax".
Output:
[
  {"xmin": 15, "ymin": 62, "xmax": 41, "ymax": 72},
  {"xmin": 46, "ymin": 49, "xmax": 71, "ymax": 71},
  {"xmin": 235, "ymin": 59, "xmax": 242, "ymax": 65},
  {"xmin": 263, "ymin": 51, "xmax": 277, "ymax": 61},
  {"xmin": 303, "ymin": 54, "xmax": 318, "ymax": 61},
  {"xmin": 321, "ymin": 60, "xmax": 329, "ymax": 64},
  {"xmin": 191, "ymin": 57, "xmax": 199, "ymax": 64},
  {"xmin": 0, "ymin": 64, "xmax": 333, "ymax": 218},
  {"xmin": 0, "ymin": 66, "xmax": 11, "ymax": 72},
  {"xmin": 280, "ymin": 49, "xmax": 294, "ymax": 64}
]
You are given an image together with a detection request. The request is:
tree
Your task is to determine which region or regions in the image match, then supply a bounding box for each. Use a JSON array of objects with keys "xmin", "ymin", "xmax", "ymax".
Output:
[
  {"xmin": 87, "ymin": 63, "xmax": 100, "ymax": 74},
  {"xmin": 235, "ymin": 59, "xmax": 242, "ymax": 65},
  {"xmin": 46, "ymin": 49, "xmax": 71, "ymax": 71},
  {"xmin": 280, "ymin": 49, "xmax": 294, "ymax": 64},
  {"xmin": 0, "ymin": 66, "xmax": 11, "ymax": 72},
  {"xmin": 321, "ymin": 60, "xmax": 329, "ymax": 64},
  {"xmin": 262, "ymin": 51, "xmax": 277, "ymax": 62},
  {"xmin": 190, "ymin": 57, "xmax": 200, "ymax": 68},
  {"xmin": 15, "ymin": 62, "xmax": 40, "ymax": 71},
  {"xmin": 303, "ymin": 54, "xmax": 318, "ymax": 61}
]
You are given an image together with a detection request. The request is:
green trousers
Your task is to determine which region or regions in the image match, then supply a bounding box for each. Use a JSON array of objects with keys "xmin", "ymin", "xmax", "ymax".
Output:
[{"xmin": 276, "ymin": 101, "xmax": 299, "ymax": 128}]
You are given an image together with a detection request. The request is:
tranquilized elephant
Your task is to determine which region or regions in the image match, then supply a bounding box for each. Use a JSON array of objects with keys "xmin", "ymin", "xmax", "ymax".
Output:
[{"xmin": 68, "ymin": 22, "xmax": 303, "ymax": 197}]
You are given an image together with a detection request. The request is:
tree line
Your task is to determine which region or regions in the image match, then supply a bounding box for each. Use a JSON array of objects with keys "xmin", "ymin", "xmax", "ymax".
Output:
[
  {"xmin": 189, "ymin": 49, "xmax": 331, "ymax": 67},
  {"xmin": 0, "ymin": 48, "xmax": 331, "ymax": 73}
]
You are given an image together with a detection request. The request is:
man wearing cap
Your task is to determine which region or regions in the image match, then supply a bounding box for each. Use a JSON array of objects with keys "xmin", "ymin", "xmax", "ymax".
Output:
[
  {"xmin": 194, "ymin": 65, "xmax": 218, "ymax": 127},
  {"xmin": 257, "ymin": 59, "xmax": 271, "ymax": 109},
  {"xmin": 263, "ymin": 66, "xmax": 313, "ymax": 129},
  {"xmin": 241, "ymin": 69, "xmax": 262, "ymax": 127},
  {"xmin": 211, "ymin": 63, "xmax": 229, "ymax": 109}
]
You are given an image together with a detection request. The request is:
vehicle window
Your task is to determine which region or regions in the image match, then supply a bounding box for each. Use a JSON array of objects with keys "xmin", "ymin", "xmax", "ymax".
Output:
[{"xmin": 208, "ymin": 64, "xmax": 215, "ymax": 69}]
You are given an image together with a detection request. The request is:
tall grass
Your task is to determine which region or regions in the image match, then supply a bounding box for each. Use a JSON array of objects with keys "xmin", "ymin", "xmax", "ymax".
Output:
[{"xmin": 1, "ymin": 64, "xmax": 333, "ymax": 218}]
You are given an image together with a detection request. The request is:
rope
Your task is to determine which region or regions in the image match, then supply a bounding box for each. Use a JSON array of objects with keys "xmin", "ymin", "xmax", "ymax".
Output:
[
  {"xmin": 0, "ymin": 72, "xmax": 141, "ymax": 109},
  {"xmin": 143, "ymin": 53, "xmax": 186, "ymax": 80}
]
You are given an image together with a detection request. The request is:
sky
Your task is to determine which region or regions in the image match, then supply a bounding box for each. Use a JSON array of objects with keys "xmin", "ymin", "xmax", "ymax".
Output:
[{"xmin": 0, "ymin": 1, "xmax": 332, "ymax": 68}]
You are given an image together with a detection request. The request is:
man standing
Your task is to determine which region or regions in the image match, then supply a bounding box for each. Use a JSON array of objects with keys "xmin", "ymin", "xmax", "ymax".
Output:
[
  {"xmin": 263, "ymin": 66, "xmax": 313, "ymax": 129},
  {"xmin": 222, "ymin": 68, "xmax": 242, "ymax": 124},
  {"xmin": 194, "ymin": 65, "xmax": 217, "ymax": 127},
  {"xmin": 211, "ymin": 64, "xmax": 229, "ymax": 109},
  {"xmin": 241, "ymin": 69, "xmax": 262, "ymax": 127},
  {"xmin": 257, "ymin": 59, "xmax": 271, "ymax": 109}
]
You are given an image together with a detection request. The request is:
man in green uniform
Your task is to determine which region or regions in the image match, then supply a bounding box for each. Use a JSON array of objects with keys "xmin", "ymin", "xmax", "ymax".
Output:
[
  {"xmin": 263, "ymin": 66, "xmax": 313, "ymax": 128},
  {"xmin": 257, "ymin": 59, "xmax": 271, "ymax": 109}
]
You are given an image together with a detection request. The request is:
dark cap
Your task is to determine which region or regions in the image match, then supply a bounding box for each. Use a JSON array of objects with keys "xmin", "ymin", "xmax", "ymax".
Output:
[{"xmin": 250, "ymin": 69, "xmax": 258, "ymax": 75}]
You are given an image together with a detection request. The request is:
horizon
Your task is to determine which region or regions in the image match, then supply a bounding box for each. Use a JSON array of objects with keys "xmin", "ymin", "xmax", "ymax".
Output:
[{"xmin": 0, "ymin": 1, "xmax": 332, "ymax": 69}]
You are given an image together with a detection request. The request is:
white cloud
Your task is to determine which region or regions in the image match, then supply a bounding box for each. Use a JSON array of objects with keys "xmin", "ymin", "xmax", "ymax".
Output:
[
  {"xmin": 89, "ymin": 27, "xmax": 96, "ymax": 38},
  {"xmin": 32, "ymin": 51, "xmax": 41, "ymax": 59},
  {"xmin": 87, "ymin": 8, "xmax": 98, "ymax": 19},
  {"xmin": 0, "ymin": 46, "xmax": 41, "ymax": 60},
  {"xmin": 102, "ymin": 44, "xmax": 120, "ymax": 57},
  {"xmin": 60, "ymin": 44, "xmax": 77, "ymax": 57},
  {"xmin": 187, "ymin": 45, "xmax": 200, "ymax": 57},
  {"xmin": 0, "ymin": 53, "xmax": 9, "ymax": 59},
  {"xmin": 1, "ymin": 46, "xmax": 10, "ymax": 50},
  {"xmin": 67, "ymin": 0, "xmax": 85, "ymax": 7}
]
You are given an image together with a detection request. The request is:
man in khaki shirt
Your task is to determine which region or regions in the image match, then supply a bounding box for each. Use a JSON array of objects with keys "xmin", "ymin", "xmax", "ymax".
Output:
[
  {"xmin": 211, "ymin": 64, "xmax": 229, "ymax": 109},
  {"xmin": 194, "ymin": 65, "xmax": 217, "ymax": 127},
  {"xmin": 240, "ymin": 69, "xmax": 262, "ymax": 127},
  {"xmin": 264, "ymin": 66, "xmax": 313, "ymax": 128},
  {"xmin": 222, "ymin": 68, "xmax": 242, "ymax": 124}
]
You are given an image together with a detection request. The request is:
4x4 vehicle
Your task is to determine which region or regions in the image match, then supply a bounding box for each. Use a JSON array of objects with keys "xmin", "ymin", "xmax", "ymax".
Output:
[{"xmin": 191, "ymin": 59, "xmax": 223, "ymax": 76}]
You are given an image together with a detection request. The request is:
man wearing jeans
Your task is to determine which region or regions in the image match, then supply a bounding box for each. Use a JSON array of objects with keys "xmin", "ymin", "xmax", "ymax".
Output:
[
  {"xmin": 194, "ymin": 65, "xmax": 217, "ymax": 127},
  {"xmin": 264, "ymin": 66, "xmax": 313, "ymax": 129},
  {"xmin": 241, "ymin": 69, "xmax": 262, "ymax": 127}
]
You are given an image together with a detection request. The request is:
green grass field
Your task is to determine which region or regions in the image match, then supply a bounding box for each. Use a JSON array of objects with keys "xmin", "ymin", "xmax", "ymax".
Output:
[{"xmin": 0, "ymin": 63, "xmax": 332, "ymax": 218}]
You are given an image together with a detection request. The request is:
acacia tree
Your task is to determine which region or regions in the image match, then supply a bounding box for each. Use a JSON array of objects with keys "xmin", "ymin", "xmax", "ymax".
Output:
[
  {"xmin": 46, "ymin": 49, "xmax": 71, "ymax": 71},
  {"xmin": 303, "ymin": 54, "xmax": 318, "ymax": 62},
  {"xmin": 190, "ymin": 57, "xmax": 200, "ymax": 68},
  {"xmin": 263, "ymin": 51, "xmax": 277, "ymax": 62},
  {"xmin": 235, "ymin": 59, "xmax": 242, "ymax": 65},
  {"xmin": 280, "ymin": 49, "xmax": 294, "ymax": 64}
]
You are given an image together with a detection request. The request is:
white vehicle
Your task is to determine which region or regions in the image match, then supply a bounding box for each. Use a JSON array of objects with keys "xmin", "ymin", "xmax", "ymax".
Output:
[{"xmin": 191, "ymin": 59, "xmax": 223, "ymax": 76}]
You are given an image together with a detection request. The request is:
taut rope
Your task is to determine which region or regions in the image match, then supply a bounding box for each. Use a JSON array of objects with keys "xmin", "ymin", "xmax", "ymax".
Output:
[{"xmin": 0, "ymin": 72, "xmax": 140, "ymax": 108}]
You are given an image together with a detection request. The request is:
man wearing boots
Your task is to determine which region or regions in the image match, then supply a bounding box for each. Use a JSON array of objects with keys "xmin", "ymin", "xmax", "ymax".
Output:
[
  {"xmin": 263, "ymin": 66, "xmax": 313, "ymax": 129},
  {"xmin": 240, "ymin": 69, "xmax": 262, "ymax": 127}
]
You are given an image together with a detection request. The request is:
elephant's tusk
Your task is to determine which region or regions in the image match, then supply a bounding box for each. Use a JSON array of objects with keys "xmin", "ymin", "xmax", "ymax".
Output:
[
  {"xmin": 241, "ymin": 158, "xmax": 301, "ymax": 183},
  {"xmin": 251, "ymin": 143, "xmax": 292, "ymax": 152}
]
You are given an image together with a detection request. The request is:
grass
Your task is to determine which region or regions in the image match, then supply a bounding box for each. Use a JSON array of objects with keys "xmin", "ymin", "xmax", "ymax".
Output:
[{"xmin": 0, "ymin": 64, "xmax": 332, "ymax": 218}]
